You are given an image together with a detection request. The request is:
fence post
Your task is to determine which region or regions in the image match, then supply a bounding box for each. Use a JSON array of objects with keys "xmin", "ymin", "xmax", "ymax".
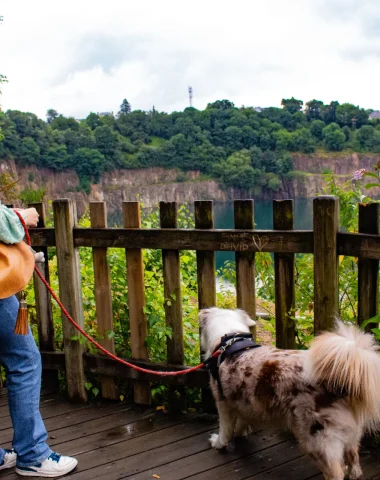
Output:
[
  {"xmin": 195, "ymin": 201, "xmax": 216, "ymax": 309},
  {"xmin": 358, "ymin": 202, "xmax": 379, "ymax": 330},
  {"xmin": 90, "ymin": 202, "xmax": 119, "ymax": 400},
  {"xmin": 53, "ymin": 199, "xmax": 87, "ymax": 402},
  {"xmin": 234, "ymin": 200, "xmax": 256, "ymax": 338},
  {"xmin": 313, "ymin": 196, "xmax": 339, "ymax": 334},
  {"xmin": 273, "ymin": 200, "xmax": 296, "ymax": 349},
  {"xmin": 195, "ymin": 201, "xmax": 216, "ymax": 413},
  {"xmin": 30, "ymin": 202, "xmax": 58, "ymax": 391},
  {"xmin": 123, "ymin": 202, "xmax": 151, "ymax": 405},
  {"xmin": 160, "ymin": 202, "xmax": 185, "ymax": 410}
]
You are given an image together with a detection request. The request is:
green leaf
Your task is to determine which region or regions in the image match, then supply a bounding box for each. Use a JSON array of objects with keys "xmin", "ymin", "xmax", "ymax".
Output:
[
  {"xmin": 360, "ymin": 315, "xmax": 380, "ymax": 331},
  {"xmin": 92, "ymin": 387, "xmax": 100, "ymax": 397},
  {"xmin": 84, "ymin": 382, "xmax": 92, "ymax": 390},
  {"xmin": 107, "ymin": 331, "xmax": 115, "ymax": 339},
  {"xmin": 371, "ymin": 328, "xmax": 380, "ymax": 337},
  {"xmin": 364, "ymin": 183, "xmax": 380, "ymax": 189}
]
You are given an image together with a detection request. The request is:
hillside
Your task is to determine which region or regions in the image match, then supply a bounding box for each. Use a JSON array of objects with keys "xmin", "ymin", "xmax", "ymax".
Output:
[
  {"xmin": 0, "ymin": 98, "xmax": 380, "ymax": 199},
  {"xmin": 0, "ymin": 152, "xmax": 377, "ymax": 217}
]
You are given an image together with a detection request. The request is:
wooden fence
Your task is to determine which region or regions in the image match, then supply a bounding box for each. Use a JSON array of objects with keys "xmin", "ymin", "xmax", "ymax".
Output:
[{"xmin": 27, "ymin": 197, "xmax": 380, "ymax": 407}]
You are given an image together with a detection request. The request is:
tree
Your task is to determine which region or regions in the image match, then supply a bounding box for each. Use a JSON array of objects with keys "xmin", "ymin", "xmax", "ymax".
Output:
[
  {"xmin": 86, "ymin": 112, "xmax": 102, "ymax": 130},
  {"xmin": 274, "ymin": 129, "xmax": 292, "ymax": 151},
  {"xmin": 281, "ymin": 97, "xmax": 303, "ymax": 114},
  {"xmin": 119, "ymin": 99, "xmax": 131, "ymax": 115},
  {"xmin": 305, "ymin": 100, "xmax": 324, "ymax": 121},
  {"xmin": 94, "ymin": 125, "xmax": 121, "ymax": 167},
  {"xmin": 357, "ymin": 125, "xmax": 375, "ymax": 150},
  {"xmin": 323, "ymin": 101, "xmax": 339, "ymax": 124},
  {"xmin": 206, "ymin": 100, "xmax": 235, "ymax": 111},
  {"xmin": 310, "ymin": 120, "xmax": 326, "ymax": 140},
  {"xmin": 42, "ymin": 145, "xmax": 71, "ymax": 170},
  {"xmin": 19, "ymin": 137, "xmax": 40, "ymax": 165},
  {"xmin": 322, "ymin": 123, "xmax": 346, "ymax": 151},
  {"xmin": 213, "ymin": 149, "xmax": 256, "ymax": 190},
  {"xmin": 335, "ymin": 103, "xmax": 368, "ymax": 128},
  {"xmin": 289, "ymin": 128, "xmax": 315, "ymax": 153},
  {"xmin": 51, "ymin": 115, "xmax": 79, "ymax": 131},
  {"xmin": 46, "ymin": 109, "xmax": 59, "ymax": 124},
  {"xmin": 72, "ymin": 147, "xmax": 106, "ymax": 180}
]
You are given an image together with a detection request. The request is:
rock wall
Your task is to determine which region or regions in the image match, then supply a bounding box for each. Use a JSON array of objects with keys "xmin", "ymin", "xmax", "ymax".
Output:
[{"xmin": 0, "ymin": 152, "xmax": 377, "ymax": 217}]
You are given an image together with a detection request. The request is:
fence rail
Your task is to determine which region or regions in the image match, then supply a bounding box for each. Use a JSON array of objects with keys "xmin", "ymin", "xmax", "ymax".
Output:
[{"xmin": 27, "ymin": 197, "xmax": 380, "ymax": 407}]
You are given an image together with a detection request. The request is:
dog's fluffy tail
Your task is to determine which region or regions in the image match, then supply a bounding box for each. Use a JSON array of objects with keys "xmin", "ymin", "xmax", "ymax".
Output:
[{"xmin": 307, "ymin": 320, "xmax": 380, "ymax": 431}]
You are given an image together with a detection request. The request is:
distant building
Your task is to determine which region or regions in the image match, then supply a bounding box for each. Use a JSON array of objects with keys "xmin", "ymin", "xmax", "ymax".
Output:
[
  {"xmin": 253, "ymin": 107, "xmax": 263, "ymax": 113},
  {"xmin": 98, "ymin": 111, "xmax": 114, "ymax": 117},
  {"xmin": 369, "ymin": 111, "xmax": 380, "ymax": 120}
]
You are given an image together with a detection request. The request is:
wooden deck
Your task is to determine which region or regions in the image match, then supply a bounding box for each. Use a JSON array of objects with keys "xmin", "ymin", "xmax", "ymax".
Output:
[{"xmin": 0, "ymin": 390, "xmax": 380, "ymax": 480}]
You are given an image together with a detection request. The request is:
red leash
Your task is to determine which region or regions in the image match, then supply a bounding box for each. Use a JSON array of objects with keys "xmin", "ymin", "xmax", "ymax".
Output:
[{"xmin": 15, "ymin": 211, "xmax": 220, "ymax": 377}]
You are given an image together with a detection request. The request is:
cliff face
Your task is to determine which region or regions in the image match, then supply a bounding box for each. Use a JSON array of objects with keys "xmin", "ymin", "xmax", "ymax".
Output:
[{"xmin": 0, "ymin": 152, "xmax": 377, "ymax": 216}]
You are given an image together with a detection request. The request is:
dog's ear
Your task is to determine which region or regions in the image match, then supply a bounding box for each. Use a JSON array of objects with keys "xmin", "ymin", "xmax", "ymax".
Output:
[
  {"xmin": 237, "ymin": 309, "xmax": 256, "ymax": 327},
  {"xmin": 198, "ymin": 309, "xmax": 210, "ymax": 328}
]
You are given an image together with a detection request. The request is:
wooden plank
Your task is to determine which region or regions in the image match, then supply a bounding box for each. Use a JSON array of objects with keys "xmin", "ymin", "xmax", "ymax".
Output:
[
  {"xmin": 53, "ymin": 413, "xmax": 186, "ymax": 457},
  {"xmin": 29, "ymin": 202, "xmax": 58, "ymax": 391},
  {"xmin": 0, "ymin": 403, "xmax": 128, "ymax": 443},
  {"xmin": 41, "ymin": 351, "xmax": 210, "ymax": 388},
  {"xmin": 51, "ymin": 417, "xmax": 215, "ymax": 479},
  {"xmin": 195, "ymin": 201, "xmax": 216, "ymax": 413},
  {"xmin": 244, "ymin": 454, "xmax": 319, "ymax": 480},
  {"xmin": 358, "ymin": 203, "xmax": 379, "ymax": 330},
  {"xmin": 31, "ymin": 225, "xmax": 380, "ymax": 260},
  {"xmin": 0, "ymin": 401, "xmax": 92, "ymax": 431},
  {"xmin": 338, "ymin": 231, "xmax": 380, "ymax": 259},
  {"xmin": 90, "ymin": 202, "xmax": 118, "ymax": 400},
  {"xmin": 53, "ymin": 199, "xmax": 87, "ymax": 402},
  {"xmin": 73, "ymin": 228, "xmax": 314, "ymax": 253},
  {"xmin": 313, "ymin": 196, "xmax": 339, "ymax": 334},
  {"xmin": 173, "ymin": 436, "xmax": 297, "ymax": 480},
  {"xmin": 234, "ymin": 200, "xmax": 256, "ymax": 339},
  {"xmin": 64, "ymin": 425, "xmax": 217, "ymax": 480},
  {"xmin": 160, "ymin": 202, "xmax": 185, "ymax": 410},
  {"xmin": 274, "ymin": 200, "xmax": 296, "ymax": 349},
  {"xmin": 122, "ymin": 202, "xmax": 151, "ymax": 405},
  {"xmin": 29, "ymin": 228, "xmax": 55, "ymax": 247}
]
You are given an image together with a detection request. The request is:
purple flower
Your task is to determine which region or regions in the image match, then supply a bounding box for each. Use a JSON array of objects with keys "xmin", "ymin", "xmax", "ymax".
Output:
[{"xmin": 352, "ymin": 169, "xmax": 366, "ymax": 180}]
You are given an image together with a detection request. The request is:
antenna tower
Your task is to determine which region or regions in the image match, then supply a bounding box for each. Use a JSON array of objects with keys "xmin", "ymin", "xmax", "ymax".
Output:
[{"xmin": 188, "ymin": 86, "xmax": 193, "ymax": 107}]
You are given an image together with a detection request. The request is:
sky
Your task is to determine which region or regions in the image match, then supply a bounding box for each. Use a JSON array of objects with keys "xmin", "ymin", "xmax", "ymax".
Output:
[{"xmin": 1, "ymin": 0, "xmax": 380, "ymax": 120}]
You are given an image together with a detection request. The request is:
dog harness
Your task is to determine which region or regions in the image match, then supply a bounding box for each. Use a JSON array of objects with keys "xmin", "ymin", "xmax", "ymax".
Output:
[{"xmin": 204, "ymin": 333, "xmax": 261, "ymax": 399}]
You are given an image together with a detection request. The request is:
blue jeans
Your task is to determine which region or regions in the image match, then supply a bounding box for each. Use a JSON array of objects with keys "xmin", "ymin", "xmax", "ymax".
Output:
[{"xmin": 0, "ymin": 295, "xmax": 51, "ymax": 467}]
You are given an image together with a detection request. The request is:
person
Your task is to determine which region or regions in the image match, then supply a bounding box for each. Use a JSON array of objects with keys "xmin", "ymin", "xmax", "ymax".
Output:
[{"xmin": 0, "ymin": 204, "xmax": 78, "ymax": 477}]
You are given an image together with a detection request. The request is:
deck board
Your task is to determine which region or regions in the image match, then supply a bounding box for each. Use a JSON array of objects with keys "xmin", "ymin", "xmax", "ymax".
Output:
[{"xmin": 0, "ymin": 392, "xmax": 379, "ymax": 479}]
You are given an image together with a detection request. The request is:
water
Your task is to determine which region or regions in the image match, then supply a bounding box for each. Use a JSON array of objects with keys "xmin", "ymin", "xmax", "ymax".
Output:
[
  {"xmin": 213, "ymin": 199, "xmax": 313, "ymax": 270},
  {"xmin": 109, "ymin": 198, "xmax": 314, "ymax": 271}
]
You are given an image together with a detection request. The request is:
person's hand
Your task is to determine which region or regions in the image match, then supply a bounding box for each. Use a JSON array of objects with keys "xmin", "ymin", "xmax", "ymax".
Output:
[
  {"xmin": 24, "ymin": 208, "xmax": 39, "ymax": 227},
  {"xmin": 15, "ymin": 208, "xmax": 39, "ymax": 227}
]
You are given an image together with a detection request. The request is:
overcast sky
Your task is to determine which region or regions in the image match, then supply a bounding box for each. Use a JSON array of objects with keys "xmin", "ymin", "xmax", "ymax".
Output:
[{"xmin": 1, "ymin": 0, "xmax": 380, "ymax": 120}]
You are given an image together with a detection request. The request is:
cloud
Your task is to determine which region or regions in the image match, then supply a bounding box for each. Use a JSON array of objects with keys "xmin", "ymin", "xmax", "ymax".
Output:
[{"xmin": 1, "ymin": 0, "xmax": 380, "ymax": 119}]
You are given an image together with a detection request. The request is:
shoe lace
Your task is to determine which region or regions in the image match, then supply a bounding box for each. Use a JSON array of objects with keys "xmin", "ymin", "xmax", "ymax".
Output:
[
  {"xmin": 48, "ymin": 452, "xmax": 61, "ymax": 463},
  {"xmin": 4, "ymin": 449, "xmax": 14, "ymax": 455}
]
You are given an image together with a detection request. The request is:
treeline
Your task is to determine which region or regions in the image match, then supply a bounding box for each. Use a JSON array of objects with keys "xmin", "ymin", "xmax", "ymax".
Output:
[{"xmin": 0, "ymin": 97, "xmax": 379, "ymax": 193}]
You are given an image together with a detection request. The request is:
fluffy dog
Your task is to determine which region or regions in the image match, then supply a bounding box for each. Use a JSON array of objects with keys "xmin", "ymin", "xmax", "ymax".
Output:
[{"xmin": 200, "ymin": 307, "xmax": 380, "ymax": 480}]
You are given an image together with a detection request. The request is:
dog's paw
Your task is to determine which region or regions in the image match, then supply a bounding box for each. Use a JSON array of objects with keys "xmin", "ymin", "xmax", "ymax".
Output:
[{"xmin": 209, "ymin": 433, "xmax": 227, "ymax": 450}]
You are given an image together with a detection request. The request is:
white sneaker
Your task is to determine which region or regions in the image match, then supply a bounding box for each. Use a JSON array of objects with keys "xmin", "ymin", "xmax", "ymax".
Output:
[
  {"xmin": 15, "ymin": 452, "xmax": 78, "ymax": 477},
  {"xmin": 0, "ymin": 449, "xmax": 17, "ymax": 470}
]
